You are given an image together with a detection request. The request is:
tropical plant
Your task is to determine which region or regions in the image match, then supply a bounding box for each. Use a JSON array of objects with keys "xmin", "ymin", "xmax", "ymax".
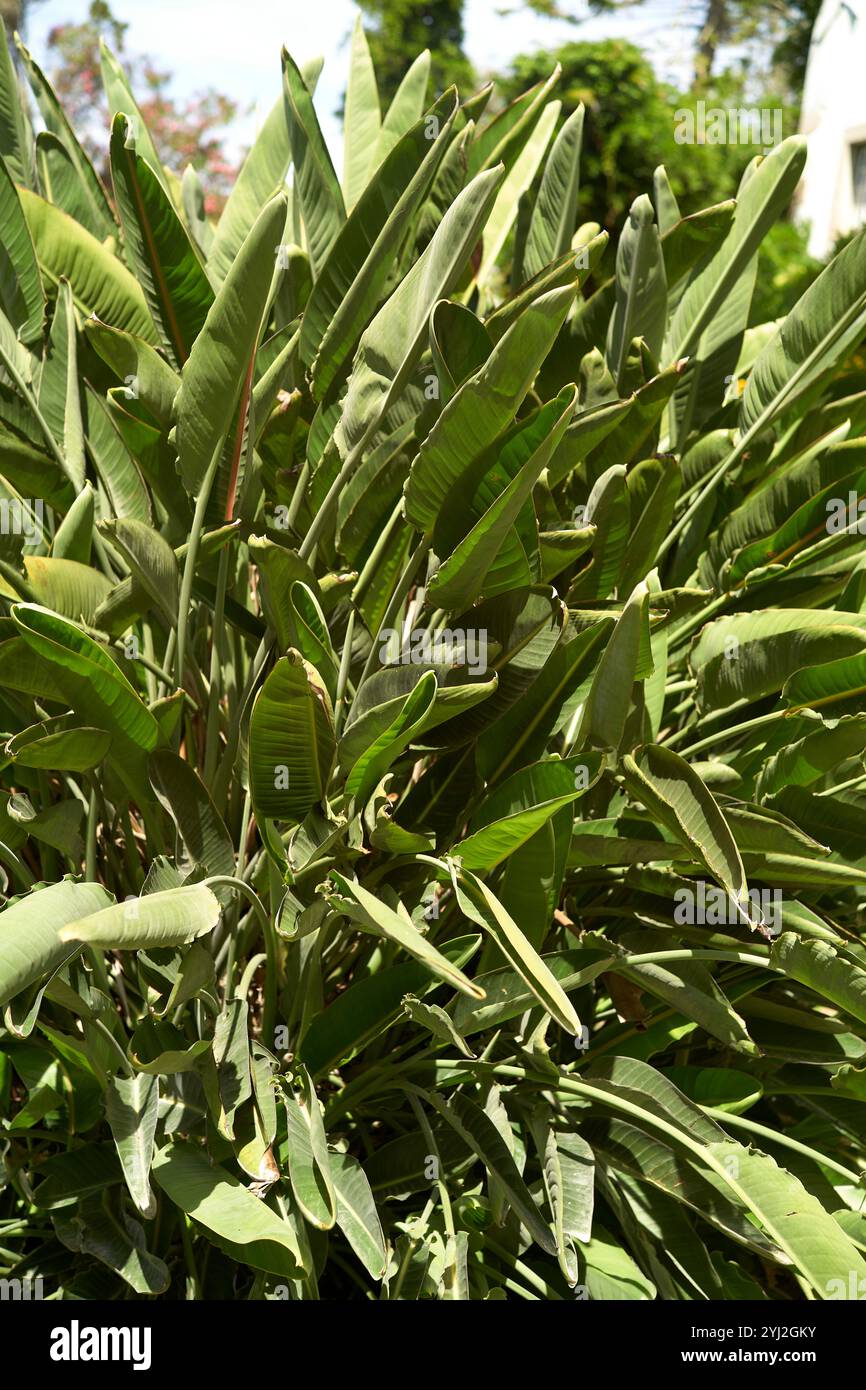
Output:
[{"xmin": 2, "ymin": 16, "xmax": 866, "ymax": 1304}]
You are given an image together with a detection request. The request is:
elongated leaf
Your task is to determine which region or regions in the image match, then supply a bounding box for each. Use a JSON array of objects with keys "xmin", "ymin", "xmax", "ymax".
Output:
[
  {"xmin": 405, "ymin": 284, "xmax": 576, "ymax": 533},
  {"xmin": 333, "ymin": 165, "xmax": 504, "ymax": 463},
  {"xmin": 100, "ymin": 40, "xmax": 170, "ymax": 195},
  {"xmin": 110, "ymin": 114, "xmax": 213, "ymax": 366},
  {"xmin": 282, "ymin": 49, "xmax": 345, "ymax": 275},
  {"xmin": 278, "ymin": 1067, "xmax": 336, "ymax": 1229},
  {"xmin": 331, "ymin": 1151, "xmax": 386, "ymax": 1278},
  {"xmin": 59, "ymin": 884, "xmax": 221, "ymax": 949},
  {"xmin": 325, "ymin": 872, "xmax": 484, "ymax": 1000},
  {"xmin": 303, "ymin": 91, "xmax": 457, "ymax": 397},
  {"xmin": 451, "ymin": 865, "xmax": 580, "ymax": 1033},
  {"xmin": 0, "ymin": 879, "xmax": 112, "ymax": 1008},
  {"xmin": 173, "ymin": 193, "xmax": 286, "ymax": 492},
  {"xmin": 607, "ymin": 194, "xmax": 667, "ymax": 388},
  {"xmin": 105, "ymin": 1071, "xmax": 159, "ymax": 1218},
  {"xmin": 152, "ymin": 1140, "xmax": 306, "ymax": 1277},
  {"xmin": 343, "ymin": 18, "xmax": 381, "ymax": 210},
  {"xmin": 20, "ymin": 187, "xmax": 155, "ymax": 341},
  {"xmin": 622, "ymin": 744, "xmax": 754, "ymax": 923},
  {"xmin": 523, "ymin": 105, "xmax": 583, "ymax": 280},
  {"xmin": 249, "ymin": 650, "xmax": 335, "ymax": 822},
  {"xmin": 208, "ymin": 92, "xmax": 292, "ymax": 286},
  {"xmin": 424, "ymin": 1088, "xmax": 557, "ymax": 1256},
  {"xmin": 0, "ymin": 154, "xmax": 43, "ymax": 344}
]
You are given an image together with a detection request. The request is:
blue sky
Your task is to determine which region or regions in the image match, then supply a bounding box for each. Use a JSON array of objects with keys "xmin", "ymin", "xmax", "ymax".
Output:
[{"xmin": 24, "ymin": 0, "xmax": 698, "ymax": 163}]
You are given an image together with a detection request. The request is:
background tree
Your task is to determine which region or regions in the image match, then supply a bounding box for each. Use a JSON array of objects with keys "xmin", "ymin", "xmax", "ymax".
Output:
[
  {"xmin": 356, "ymin": 0, "xmax": 475, "ymax": 100},
  {"xmin": 499, "ymin": 38, "xmax": 757, "ymax": 230},
  {"xmin": 517, "ymin": 0, "xmax": 823, "ymax": 94},
  {"xmin": 9, "ymin": 0, "xmax": 238, "ymax": 212}
]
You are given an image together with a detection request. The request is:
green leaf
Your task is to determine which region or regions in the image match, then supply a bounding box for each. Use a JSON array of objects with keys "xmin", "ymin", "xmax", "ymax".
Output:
[
  {"xmin": 110, "ymin": 113, "xmax": 213, "ymax": 367},
  {"xmin": 333, "ymin": 165, "xmax": 504, "ymax": 465},
  {"xmin": 5, "ymin": 716, "xmax": 111, "ymax": 772},
  {"xmin": 424, "ymin": 1088, "xmax": 557, "ymax": 1256},
  {"xmin": 405, "ymin": 284, "xmax": 576, "ymax": 534},
  {"xmin": 105, "ymin": 1071, "xmax": 159, "ymax": 1219},
  {"xmin": 0, "ymin": 154, "xmax": 43, "ymax": 344},
  {"xmin": 0, "ymin": 879, "xmax": 113, "ymax": 1009},
  {"xmin": 212, "ymin": 999, "xmax": 252, "ymax": 1140},
  {"xmin": 331, "ymin": 1151, "xmax": 387, "ymax": 1278},
  {"xmin": 741, "ymin": 228, "xmax": 866, "ymax": 437},
  {"xmin": 55, "ymin": 1197, "xmax": 169, "ymax": 1294},
  {"xmin": 621, "ymin": 744, "xmax": 754, "ymax": 926},
  {"xmin": 771, "ymin": 933, "xmax": 866, "ymax": 1025},
  {"xmin": 664, "ymin": 137, "xmax": 806, "ymax": 365},
  {"xmin": 11, "ymin": 602, "xmax": 159, "ymax": 796},
  {"xmin": 299, "ymin": 935, "xmax": 481, "ymax": 1075},
  {"xmin": 606, "ymin": 194, "xmax": 667, "ymax": 389},
  {"xmin": 523, "ymin": 104, "xmax": 583, "ymax": 280},
  {"xmin": 0, "ymin": 31, "xmax": 33, "ymax": 187},
  {"xmin": 208, "ymin": 91, "xmax": 292, "ymax": 286},
  {"xmin": 22, "ymin": 555, "xmax": 111, "ymax": 624},
  {"xmin": 427, "ymin": 386, "xmax": 576, "ymax": 611},
  {"xmin": 324, "ymin": 872, "xmax": 484, "ymax": 1001},
  {"xmin": 58, "ymin": 884, "xmax": 221, "ymax": 950},
  {"xmin": 172, "ymin": 192, "xmax": 286, "ymax": 493},
  {"xmin": 282, "ymin": 48, "xmax": 345, "ymax": 275},
  {"xmin": 344, "ymin": 670, "xmax": 437, "ymax": 805},
  {"xmin": 374, "ymin": 50, "xmax": 430, "ymax": 166},
  {"xmin": 458, "ymin": 756, "xmax": 601, "ymax": 874},
  {"xmin": 577, "ymin": 579, "xmax": 650, "ymax": 753},
  {"xmin": 451, "ymin": 865, "xmax": 581, "ymax": 1033},
  {"xmin": 477, "ymin": 99, "xmax": 560, "ymax": 290},
  {"xmin": 20, "ymin": 188, "xmax": 154, "ymax": 340},
  {"xmin": 17, "ymin": 38, "xmax": 115, "ymax": 241},
  {"xmin": 302, "ymin": 91, "xmax": 457, "ymax": 399},
  {"xmin": 249, "ymin": 650, "xmax": 335, "ymax": 822},
  {"xmin": 342, "ymin": 17, "xmax": 381, "ymax": 210},
  {"xmin": 690, "ymin": 609, "xmax": 866, "ymax": 712},
  {"xmin": 278, "ymin": 1067, "xmax": 336, "ymax": 1230},
  {"xmin": 100, "ymin": 40, "xmax": 171, "ymax": 196},
  {"xmin": 152, "ymin": 1140, "xmax": 306, "ymax": 1278}
]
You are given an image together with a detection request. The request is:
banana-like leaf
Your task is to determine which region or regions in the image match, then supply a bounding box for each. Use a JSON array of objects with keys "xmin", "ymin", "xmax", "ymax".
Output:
[
  {"xmin": 0, "ymin": 154, "xmax": 43, "ymax": 344},
  {"xmin": 248, "ymin": 650, "xmax": 335, "ymax": 822},
  {"xmin": 451, "ymin": 864, "xmax": 581, "ymax": 1033},
  {"xmin": 0, "ymin": 879, "xmax": 113, "ymax": 1008},
  {"xmin": 278, "ymin": 1067, "xmax": 336, "ymax": 1230},
  {"xmin": 523, "ymin": 104, "xmax": 583, "ymax": 281},
  {"xmin": 59, "ymin": 884, "xmax": 221, "ymax": 949},
  {"xmin": 20, "ymin": 188, "xmax": 156, "ymax": 341},
  {"xmin": 324, "ymin": 872, "xmax": 484, "ymax": 1000},
  {"xmin": 342, "ymin": 17, "xmax": 381, "ymax": 211},
  {"xmin": 173, "ymin": 192, "xmax": 286, "ymax": 493},
  {"xmin": 152, "ymin": 1140, "xmax": 306, "ymax": 1278},
  {"xmin": 622, "ymin": 744, "xmax": 754, "ymax": 925},
  {"xmin": 110, "ymin": 114, "xmax": 213, "ymax": 367},
  {"xmin": 105, "ymin": 1071, "xmax": 159, "ymax": 1219},
  {"xmin": 282, "ymin": 48, "xmax": 345, "ymax": 276},
  {"xmin": 607, "ymin": 194, "xmax": 667, "ymax": 389},
  {"xmin": 333, "ymin": 164, "xmax": 504, "ymax": 463}
]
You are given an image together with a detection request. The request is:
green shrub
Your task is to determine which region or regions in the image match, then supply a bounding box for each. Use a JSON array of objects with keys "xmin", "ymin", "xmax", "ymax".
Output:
[{"xmin": 1, "ymin": 21, "xmax": 866, "ymax": 1302}]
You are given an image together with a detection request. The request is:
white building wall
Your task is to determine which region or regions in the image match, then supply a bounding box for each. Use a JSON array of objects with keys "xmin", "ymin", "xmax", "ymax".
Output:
[{"xmin": 798, "ymin": 0, "xmax": 866, "ymax": 257}]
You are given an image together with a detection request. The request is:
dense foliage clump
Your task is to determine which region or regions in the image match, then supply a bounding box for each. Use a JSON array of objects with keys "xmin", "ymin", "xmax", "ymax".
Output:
[{"xmin": 1, "ymin": 21, "xmax": 866, "ymax": 1302}]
